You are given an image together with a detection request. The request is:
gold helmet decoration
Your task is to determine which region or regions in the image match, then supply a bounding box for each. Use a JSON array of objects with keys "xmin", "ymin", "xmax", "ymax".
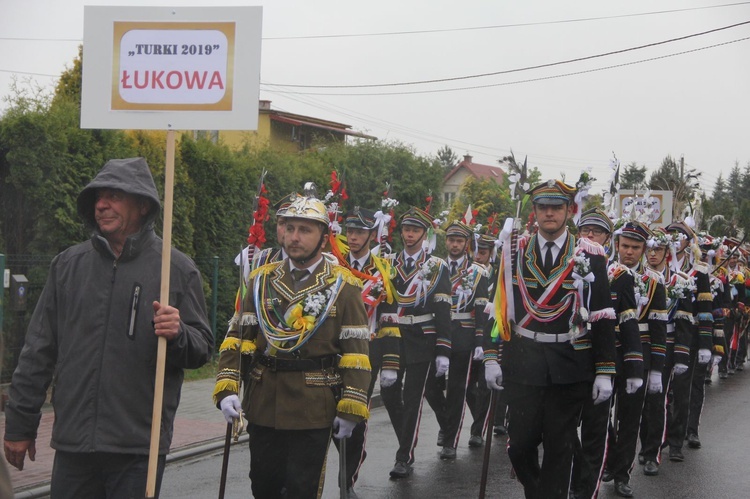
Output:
[{"xmin": 283, "ymin": 195, "xmax": 329, "ymax": 226}]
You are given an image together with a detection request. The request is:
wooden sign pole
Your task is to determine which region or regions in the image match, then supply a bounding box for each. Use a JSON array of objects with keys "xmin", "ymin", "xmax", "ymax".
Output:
[{"xmin": 146, "ymin": 129, "xmax": 176, "ymax": 498}]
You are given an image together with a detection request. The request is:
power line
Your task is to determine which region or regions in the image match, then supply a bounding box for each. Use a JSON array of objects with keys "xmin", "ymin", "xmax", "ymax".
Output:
[
  {"xmin": 263, "ymin": 88, "xmax": 632, "ymax": 177},
  {"xmin": 262, "ymin": 36, "xmax": 750, "ymax": 96},
  {"xmin": 263, "ymin": 89, "xmax": 738, "ymax": 190},
  {"xmin": 0, "ymin": 69, "xmax": 59, "ymax": 78},
  {"xmin": 3, "ymin": 2, "xmax": 749, "ymax": 44},
  {"xmin": 262, "ymin": 2, "xmax": 750, "ymax": 40},
  {"xmin": 268, "ymin": 20, "xmax": 750, "ymax": 88}
]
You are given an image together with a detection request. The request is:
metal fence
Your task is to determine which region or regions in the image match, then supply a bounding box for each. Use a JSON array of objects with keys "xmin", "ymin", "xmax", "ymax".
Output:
[{"xmin": 0, "ymin": 253, "xmax": 224, "ymax": 384}]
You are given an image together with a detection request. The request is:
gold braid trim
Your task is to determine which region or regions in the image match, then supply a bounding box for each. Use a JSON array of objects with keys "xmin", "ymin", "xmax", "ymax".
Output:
[
  {"xmin": 250, "ymin": 261, "xmax": 281, "ymax": 279},
  {"xmin": 331, "ymin": 265, "xmax": 363, "ymax": 288},
  {"xmin": 212, "ymin": 379, "xmax": 239, "ymax": 404},
  {"xmin": 219, "ymin": 337, "xmax": 257, "ymax": 354},
  {"xmin": 377, "ymin": 326, "xmax": 401, "ymax": 339},
  {"xmin": 337, "ymin": 399, "xmax": 370, "ymax": 419},
  {"xmin": 698, "ymin": 292, "xmax": 714, "ymax": 302},
  {"xmin": 338, "ymin": 353, "xmax": 372, "ymax": 370}
]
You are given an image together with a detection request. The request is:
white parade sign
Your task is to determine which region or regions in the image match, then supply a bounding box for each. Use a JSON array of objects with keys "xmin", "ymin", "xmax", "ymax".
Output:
[
  {"xmin": 81, "ymin": 6, "xmax": 262, "ymax": 130},
  {"xmin": 617, "ymin": 190, "xmax": 673, "ymax": 228}
]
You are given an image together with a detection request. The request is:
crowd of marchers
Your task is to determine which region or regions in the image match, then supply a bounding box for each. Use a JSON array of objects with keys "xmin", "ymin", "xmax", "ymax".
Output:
[{"xmin": 4, "ymin": 158, "xmax": 747, "ymax": 499}]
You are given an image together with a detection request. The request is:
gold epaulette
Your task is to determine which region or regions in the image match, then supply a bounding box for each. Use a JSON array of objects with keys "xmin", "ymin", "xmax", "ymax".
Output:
[
  {"xmin": 250, "ymin": 260, "xmax": 282, "ymax": 279},
  {"xmin": 331, "ymin": 265, "xmax": 363, "ymax": 288}
]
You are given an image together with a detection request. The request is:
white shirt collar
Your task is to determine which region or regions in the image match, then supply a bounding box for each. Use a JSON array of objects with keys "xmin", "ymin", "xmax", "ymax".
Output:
[
  {"xmin": 403, "ymin": 249, "xmax": 423, "ymax": 262},
  {"xmin": 538, "ymin": 231, "xmax": 568, "ymax": 250},
  {"xmin": 290, "ymin": 256, "xmax": 323, "ymax": 274}
]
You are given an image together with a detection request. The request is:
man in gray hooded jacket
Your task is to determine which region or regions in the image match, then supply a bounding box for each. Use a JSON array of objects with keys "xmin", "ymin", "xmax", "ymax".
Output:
[{"xmin": 3, "ymin": 157, "xmax": 213, "ymax": 498}]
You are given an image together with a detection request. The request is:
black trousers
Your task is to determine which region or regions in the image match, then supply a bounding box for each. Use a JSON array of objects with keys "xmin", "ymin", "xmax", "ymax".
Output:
[
  {"xmin": 666, "ymin": 348, "xmax": 698, "ymax": 450},
  {"xmin": 639, "ymin": 345, "xmax": 674, "ymax": 462},
  {"xmin": 248, "ymin": 425, "xmax": 331, "ymax": 499},
  {"xmin": 606, "ymin": 371, "xmax": 648, "ymax": 483},
  {"xmin": 425, "ymin": 350, "xmax": 473, "ymax": 448},
  {"xmin": 720, "ymin": 316, "xmax": 737, "ymax": 372},
  {"xmin": 380, "ymin": 360, "xmax": 431, "ymax": 464},
  {"xmin": 572, "ymin": 393, "xmax": 612, "ymax": 498},
  {"xmin": 504, "ymin": 380, "xmax": 589, "ymax": 499},
  {"xmin": 687, "ymin": 356, "xmax": 710, "ymax": 436},
  {"xmin": 465, "ymin": 359, "xmax": 492, "ymax": 437},
  {"xmin": 333, "ymin": 361, "xmax": 380, "ymax": 489},
  {"xmin": 50, "ymin": 451, "xmax": 165, "ymax": 499}
]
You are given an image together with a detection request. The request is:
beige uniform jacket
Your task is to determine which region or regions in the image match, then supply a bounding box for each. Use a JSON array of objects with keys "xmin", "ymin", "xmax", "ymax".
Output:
[{"xmin": 214, "ymin": 258, "xmax": 370, "ymax": 430}]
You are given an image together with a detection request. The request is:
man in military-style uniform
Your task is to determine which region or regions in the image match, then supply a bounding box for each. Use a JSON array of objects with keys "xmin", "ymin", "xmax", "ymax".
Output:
[
  {"xmin": 214, "ymin": 195, "xmax": 370, "ymax": 498},
  {"xmin": 603, "ymin": 221, "xmax": 667, "ymax": 498},
  {"xmin": 335, "ymin": 207, "xmax": 401, "ymax": 497},
  {"xmin": 466, "ymin": 230, "xmax": 502, "ymax": 442},
  {"xmin": 638, "ymin": 227, "xmax": 694, "ymax": 476},
  {"xmin": 684, "ymin": 234, "xmax": 729, "ymax": 449},
  {"xmin": 381, "ymin": 207, "xmax": 452, "ymax": 479},
  {"xmin": 718, "ymin": 238, "xmax": 744, "ymax": 377},
  {"xmin": 571, "ymin": 210, "xmax": 644, "ymax": 499},
  {"xmin": 484, "ymin": 181, "xmax": 617, "ymax": 499},
  {"xmin": 664, "ymin": 221, "xmax": 714, "ymax": 462},
  {"xmin": 425, "ymin": 221, "xmax": 489, "ymax": 458}
]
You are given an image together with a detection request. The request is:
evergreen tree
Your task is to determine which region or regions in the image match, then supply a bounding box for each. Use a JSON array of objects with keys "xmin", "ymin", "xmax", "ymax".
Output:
[
  {"xmin": 436, "ymin": 145, "xmax": 458, "ymax": 175},
  {"xmin": 620, "ymin": 161, "xmax": 647, "ymax": 190}
]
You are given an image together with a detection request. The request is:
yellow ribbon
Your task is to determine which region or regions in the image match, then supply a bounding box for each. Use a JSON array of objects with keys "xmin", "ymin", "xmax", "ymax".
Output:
[{"xmin": 286, "ymin": 304, "xmax": 315, "ymax": 333}]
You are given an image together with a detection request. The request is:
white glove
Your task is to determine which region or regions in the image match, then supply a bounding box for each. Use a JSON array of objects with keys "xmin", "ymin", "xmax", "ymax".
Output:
[
  {"xmin": 379, "ymin": 369, "xmax": 398, "ymax": 388},
  {"xmin": 484, "ymin": 360, "xmax": 503, "ymax": 390},
  {"xmin": 625, "ymin": 377, "xmax": 644, "ymax": 394},
  {"xmin": 472, "ymin": 346, "xmax": 484, "ymax": 361},
  {"xmin": 592, "ymin": 375, "xmax": 613, "ymax": 405},
  {"xmin": 712, "ymin": 354, "xmax": 722, "ymax": 367},
  {"xmin": 673, "ymin": 363, "xmax": 689, "ymax": 375},
  {"xmin": 647, "ymin": 371, "xmax": 663, "ymax": 394},
  {"xmin": 697, "ymin": 348, "xmax": 712, "ymax": 364},
  {"xmin": 435, "ymin": 355, "xmax": 450, "ymax": 377},
  {"xmin": 219, "ymin": 395, "xmax": 242, "ymax": 424},
  {"xmin": 332, "ymin": 416, "xmax": 357, "ymax": 439}
]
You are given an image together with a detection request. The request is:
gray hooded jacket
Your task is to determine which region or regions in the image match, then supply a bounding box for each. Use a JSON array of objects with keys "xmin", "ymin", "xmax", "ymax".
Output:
[{"xmin": 5, "ymin": 157, "xmax": 214, "ymax": 455}]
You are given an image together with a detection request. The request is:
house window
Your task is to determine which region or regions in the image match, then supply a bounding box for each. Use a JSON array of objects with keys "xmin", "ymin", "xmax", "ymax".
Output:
[{"xmin": 444, "ymin": 192, "xmax": 455, "ymax": 204}]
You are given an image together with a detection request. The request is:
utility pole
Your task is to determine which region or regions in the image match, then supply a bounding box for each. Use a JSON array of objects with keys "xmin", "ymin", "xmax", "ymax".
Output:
[{"xmin": 680, "ymin": 154, "xmax": 685, "ymax": 180}]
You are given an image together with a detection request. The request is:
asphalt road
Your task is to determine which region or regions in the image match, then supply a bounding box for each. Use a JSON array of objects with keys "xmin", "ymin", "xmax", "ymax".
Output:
[{"xmin": 160, "ymin": 367, "xmax": 750, "ymax": 499}]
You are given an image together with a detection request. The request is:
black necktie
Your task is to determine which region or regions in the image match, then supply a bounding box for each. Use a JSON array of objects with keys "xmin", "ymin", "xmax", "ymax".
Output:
[
  {"xmin": 405, "ymin": 257, "xmax": 415, "ymax": 273},
  {"xmin": 352, "ymin": 260, "xmax": 360, "ymax": 271},
  {"xmin": 291, "ymin": 268, "xmax": 309, "ymax": 291},
  {"xmin": 450, "ymin": 261, "xmax": 458, "ymax": 277},
  {"xmin": 543, "ymin": 241, "xmax": 555, "ymax": 273}
]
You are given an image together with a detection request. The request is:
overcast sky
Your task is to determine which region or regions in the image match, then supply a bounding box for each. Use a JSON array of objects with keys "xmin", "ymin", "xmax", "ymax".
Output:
[{"xmin": 2, "ymin": 0, "xmax": 749, "ymax": 196}]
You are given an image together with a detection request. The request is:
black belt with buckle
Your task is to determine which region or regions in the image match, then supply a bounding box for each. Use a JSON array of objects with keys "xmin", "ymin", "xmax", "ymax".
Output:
[{"xmin": 257, "ymin": 354, "xmax": 337, "ymax": 372}]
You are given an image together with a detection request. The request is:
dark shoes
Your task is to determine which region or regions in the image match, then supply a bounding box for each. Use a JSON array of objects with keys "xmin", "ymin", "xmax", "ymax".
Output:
[
  {"xmin": 669, "ymin": 447, "xmax": 685, "ymax": 462},
  {"xmin": 439, "ymin": 446, "xmax": 457, "ymax": 460},
  {"xmin": 345, "ymin": 487, "xmax": 360, "ymax": 499},
  {"xmin": 601, "ymin": 469, "xmax": 614, "ymax": 483},
  {"xmin": 389, "ymin": 461, "xmax": 412, "ymax": 479},
  {"xmin": 643, "ymin": 460, "xmax": 659, "ymax": 476},
  {"xmin": 687, "ymin": 433, "xmax": 702, "ymax": 449},
  {"xmin": 436, "ymin": 430, "xmax": 445, "ymax": 447},
  {"xmin": 614, "ymin": 481, "xmax": 634, "ymax": 498},
  {"xmin": 719, "ymin": 371, "xmax": 728, "ymax": 379},
  {"xmin": 468, "ymin": 434, "xmax": 483, "ymax": 448},
  {"xmin": 493, "ymin": 425, "xmax": 507, "ymax": 436}
]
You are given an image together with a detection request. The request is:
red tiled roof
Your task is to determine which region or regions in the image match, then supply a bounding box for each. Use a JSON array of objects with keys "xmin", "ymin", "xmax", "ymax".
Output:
[{"xmin": 444, "ymin": 158, "xmax": 505, "ymax": 185}]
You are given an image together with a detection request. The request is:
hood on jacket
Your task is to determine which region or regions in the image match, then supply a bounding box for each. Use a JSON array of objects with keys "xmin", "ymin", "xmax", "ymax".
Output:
[{"xmin": 77, "ymin": 157, "xmax": 161, "ymax": 231}]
